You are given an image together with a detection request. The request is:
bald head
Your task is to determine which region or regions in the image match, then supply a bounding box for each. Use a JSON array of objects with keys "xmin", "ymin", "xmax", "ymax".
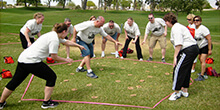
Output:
[{"xmin": 94, "ymin": 16, "xmax": 105, "ymax": 28}]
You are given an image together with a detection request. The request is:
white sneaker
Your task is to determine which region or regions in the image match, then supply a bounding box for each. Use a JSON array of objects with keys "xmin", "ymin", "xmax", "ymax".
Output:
[
  {"xmin": 139, "ymin": 58, "xmax": 143, "ymax": 61},
  {"xmin": 179, "ymin": 90, "xmax": 189, "ymax": 97},
  {"xmin": 168, "ymin": 92, "xmax": 181, "ymax": 101},
  {"xmin": 191, "ymin": 69, "xmax": 195, "ymax": 73},
  {"xmin": 115, "ymin": 53, "xmax": 119, "ymax": 58},
  {"xmin": 120, "ymin": 56, "xmax": 124, "ymax": 59},
  {"xmin": 101, "ymin": 53, "xmax": 105, "ymax": 57},
  {"xmin": 93, "ymin": 54, "xmax": 96, "ymax": 58}
]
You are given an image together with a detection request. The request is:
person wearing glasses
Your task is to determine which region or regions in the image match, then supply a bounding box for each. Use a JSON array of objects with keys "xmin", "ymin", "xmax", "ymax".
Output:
[
  {"xmin": 101, "ymin": 20, "xmax": 121, "ymax": 58},
  {"xmin": 121, "ymin": 17, "xmax": 143, "ymax": 61},
  {"xmin": 193, "ymin": 16, "xmax": 212, "ymax": 81},
  {"xmin": 72, "ymin": 16, "xmax": 122, "ymax": 79},
  {"xmin": 64, "ymin": 18, "xmax": 74, "ymax": 58},
  {"xmin": 163, "ymin": 12, "xmax": 199, "ymax": 101},
  {"xmin": 186, "ymin": 14, "xmax": 197, "ymax": 73},
  {"xmin": 142, "ymin": 13, "xmax": 167, "ymax": 63},
  {"xmin": 20, "ymin": 12, "xmax": 44, "ymax": 49}
]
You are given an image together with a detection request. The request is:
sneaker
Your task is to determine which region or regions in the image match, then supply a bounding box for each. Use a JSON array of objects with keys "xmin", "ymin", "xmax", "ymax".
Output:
[
  {"xmin": 115, "ymin": 53, "xmax": 119, "ymax": 58},
  {"xmin": 87, "ymin": 71, "xmax": 98, "ymax": 79},
  {"xmin": 168, "ymin": 92, "xmax": 181, "ymax": 101},
  {"xmin": 197, "ymin": 72, "xmax": 208, "ymax": 79},
  {"xmin": 191, "ymin": 69, "xmax": 195, "ymax": 73},
  {"xmin": 162, "ymin": 58, "xmax": 166, "ymax": 63},
  {"xmin": 41, "ymin": 99, "xmax": 59, "ymax": 109},
  {"xmin": 194, "ymin": 75, "xmax": 205, "ymax": 81},
  {"xmin": 76, "ymin": 67, "xmax": 87, "ymax": 72},
  {"xmin": 147, "ymin": 57, "xmax": 153, "ymax": 61},
  {"xmin": 179, "ymin": 90, "xmax": 189, "ymax": 97},
  {"xmin": 101, "ymin": 53, "xmax": 105, "ymax": 58},
  {"xmin": 120, "ymin": 56, "xmax": 124, "ymax": 59},
  {"xmin": 139, "ymin": 58, "xmax": 143, "ymax": 61},
  {"xmin": 0, "ymin": 101, "xmax": 6, "ymax": 109},
  {"xmin": 93, "ymin": 54, "xmax": 96, "ymax": 58}
]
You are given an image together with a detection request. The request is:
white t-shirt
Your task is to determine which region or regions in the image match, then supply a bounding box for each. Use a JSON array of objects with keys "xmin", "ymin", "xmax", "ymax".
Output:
[
  {"xmin": 102, "ymin": 23, "xmax": 121, "ymax": 36},
  {"xmin": 188, "ymin": 23, "xmax": 195, "ymax": 29},
  {"xmin": 20, "ymin": 19, "xmax": 42, "ymax": 38},
  {"xmin": 18, "ymin": 31, "xmax": 66, "ymax": 63},
  {"xmin": 68, "ymin": 24, "xmax": 74, "ymax": 34},
  {"xmin": 145, "ymin": 18, "xmax": 166, "ymax": 36},
  {"xmin": 194, "ymin": 25, "xmax": 210, "ymax": 49},
  {"xmin": 170, "ymin": 23, "xmax": 197, "ymax": 50},
  {"xmin": 123, "ymin": 21, "xmax": 140, "ymax": 38},
  {"xmin": 74, "ymin": 21, "xmax": 108, "ymax": 44}
]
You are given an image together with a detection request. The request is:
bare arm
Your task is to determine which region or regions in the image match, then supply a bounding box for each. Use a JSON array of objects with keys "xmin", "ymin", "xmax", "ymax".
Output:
[
  {"xmin": 205, "ymin": 34, "xmax": 212, "ymax": 55},
  {"xmin": 173, "ymin": 45, "xmax": 182, "ymax": 68},
  {"xmin": 142, "ymin": 34, "xmax": 148, "ymax": 45},
  {"xmin": 37, "ymin": 32, "xmax": 41, "ymax": 38},
  {"xmin": 71, "ymin": 27, "xmax": 77, "ymax": 42},
  {"xmin": 24, "ymin": 27, "xmax": 32, "ymax": 47},
  {"xmin": 62, "ymin": 40, "xmax": 86, "ymax": 50},
  {"xmin": 50, "ymin": 54, "xmax": 73, "ymax": 63},
  {"xmin": 104, "ymin": 35, "xmax": 122, "ymax": 46}
]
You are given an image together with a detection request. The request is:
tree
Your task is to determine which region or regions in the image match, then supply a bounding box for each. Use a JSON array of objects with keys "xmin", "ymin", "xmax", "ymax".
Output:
[
  {"xmin": 54, "ymin": 0, "xmax": 71, "ymax": 9},
  {"xmin": 215, "ymin": 0, "xmax": 220, "ymax": 10},
  {"xmin": 67, "ymin": 1, "xmax": 75, "ymax": 9},
  {"xmin": 120, "ymin": 0, "xmax": 132, "ymax": 10},
  {"xmin": 87, "ymin": 1, "xmax": 96, "ymax": 9},
  {"xmin": 145, "ymin": 0, "xmax": 161, "ymax": 12},
  {"xmin": 16, "ymin": 0, "xmax": 41, "ymax": 7},
  {"xmin": 81, "ymin": 0, "xmax": 87, "ymax": 10},
  {"xmin": 46, "ymin": 0, "xmax": 52, "ymax": 8}
]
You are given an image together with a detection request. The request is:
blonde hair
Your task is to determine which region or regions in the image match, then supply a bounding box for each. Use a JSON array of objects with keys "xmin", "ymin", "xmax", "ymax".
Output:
[
  {"xmin": 52, "ymin": 23, "xmax": 68, "ymax": 33},
  {"xmin": 186, "ymin": 14, "xmax": 195, "ymax": 21},
  {"xmin": 33, "ymin": 12, "xmax": 44, "ymax": 19},
  {"xmin": 89, "ymin": 15, "xmax": 96, "ymax": 21}
]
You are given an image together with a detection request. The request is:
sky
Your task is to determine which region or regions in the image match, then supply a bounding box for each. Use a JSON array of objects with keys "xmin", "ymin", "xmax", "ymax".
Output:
[{"xmin": 4, "ymin": 0, "xmax": 218, "ymax": 9}]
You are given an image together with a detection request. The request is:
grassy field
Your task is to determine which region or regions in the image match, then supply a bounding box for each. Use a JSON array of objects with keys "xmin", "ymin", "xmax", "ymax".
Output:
[{"xmin": 0, "ymin": 7, "xmax": 220, "ymax": 110}]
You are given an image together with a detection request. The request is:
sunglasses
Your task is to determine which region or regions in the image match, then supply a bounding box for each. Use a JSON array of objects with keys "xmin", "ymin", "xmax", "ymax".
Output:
[
  {"xmin": 67, "ymin": 23, "xmax": 71, "ymax": 25},
  {"xmin": 187, "ymin": 19, "xmax": 192, "ymax": 21},
  {"xmin": 109, "ymin": 25, "xmax": 114, "ymax": 28},
  {"xmin": 148, "ymin": 17, "xmax": 154, "ymax": 20},
  {"xmin": 193, "ymin": 19, "xmax": 200, "ymax": 22}
]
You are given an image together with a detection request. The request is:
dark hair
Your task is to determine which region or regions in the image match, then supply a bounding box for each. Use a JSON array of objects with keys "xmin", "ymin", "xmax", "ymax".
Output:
[
  {"xmin": 163, "ymin": 12, "xmax": 177, "ymax": 25},
  {"xmin": 89, "ymin": 15, "xmax": 96, "ymax": 21},
  {"xmin": 52, "ymin": 23, "xmax": 68, "ymax": 33},
  {"xmin": 193, "ymin": 15, "xmax": 202, "ymax": 22},
  {"xmin": 149, "ymin": 13, "xmax": 154, "ymax": 17},
  {"xmin": 109, "ymin": 20, "xmax": 114, "ymax": 23},
  {"xmin": 128, "ymin": 17, "xmax": 133, "ymax": 21}
]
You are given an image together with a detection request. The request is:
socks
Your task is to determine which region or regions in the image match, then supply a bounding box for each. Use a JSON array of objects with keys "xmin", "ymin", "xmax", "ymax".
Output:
[{"xmin": 87, "ymin": 69, "xmax": 92, "ymax": 73}]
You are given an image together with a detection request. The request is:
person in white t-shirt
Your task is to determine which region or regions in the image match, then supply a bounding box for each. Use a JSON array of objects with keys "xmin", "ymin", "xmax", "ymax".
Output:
[
  {"xmin": 64, "ymin": 18, "xmax": 74, "ymax": 58},
  {"xmin": 89, "ymin": 16, "xmax": 97, "ymax": 58},
  {"xmin": 193, "ymin": 16, "xmax": 213, "ymax": 81},
  {"xmin": 142, "ymin": 13, "xmax": 167, "ymax": 63},
  {"xmin": 163, "ymin": 12, "xmax": 199, "ymax": 101},
  {"xmin": 186, "ymin": 14, "xmax": 197, "ymax": 73},
  {"xmin": 121, "ymin": 17, "xmax": 143, "ymax": 60},
  {"xmin": 72, "ymin": 16, "xmax": 122, "ymax": 79},
  {"xmin": 0, "ymin": 23, "xmax": 85, "ymax": 109},
  {"xmin": 20, "ymin": 12, "xmax": 44, "ymax": 49},
  {"xmin": 101, "ymin": 20, "xmax": 121, "ymax": 58}
]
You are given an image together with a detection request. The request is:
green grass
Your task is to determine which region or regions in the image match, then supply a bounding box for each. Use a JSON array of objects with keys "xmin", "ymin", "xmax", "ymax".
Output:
[{"xmin": 0, "ymin": 7, "xmax": 220, "ymax": 110}]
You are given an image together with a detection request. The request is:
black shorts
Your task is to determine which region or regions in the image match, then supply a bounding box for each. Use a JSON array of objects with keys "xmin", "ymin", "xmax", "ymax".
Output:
[
  {"xmin": 199, "ymin": 44, "xmax": 213, "ymax": 54},
  {"xmin": 20, "ymin": 32, "xmax": 35, "ymax": 49},
  {"xmin": 65, "ymin": 36, "xmax": 68, "ymax": 40}
]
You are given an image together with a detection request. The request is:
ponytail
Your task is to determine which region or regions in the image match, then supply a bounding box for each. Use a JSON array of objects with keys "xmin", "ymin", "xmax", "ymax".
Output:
[{"xmin": 52, "ymin": 23, "xmax": 68, "ymax": 33}]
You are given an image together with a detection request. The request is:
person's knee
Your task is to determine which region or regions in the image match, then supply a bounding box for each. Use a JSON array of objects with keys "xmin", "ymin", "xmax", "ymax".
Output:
[{"xmin": 46, "ymin": 74, "xmax": 57, "ymax": 87}]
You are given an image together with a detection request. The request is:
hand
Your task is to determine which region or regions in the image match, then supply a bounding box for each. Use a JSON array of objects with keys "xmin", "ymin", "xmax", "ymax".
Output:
[
  {"xmin": 132, "ymin": 41, "xmax": 136, "ymax": 44},
  {"xmin": 173, "ymin": 57, "xmax": 177, "ymax": 68},
  {"xmin": 125, "ymin": 36, "xmax": 129, "ymax": 40},
  {"xmin": 79, "ymin": 45, "xmax": 86, "ymax": 50},
  {"xmin": 27, "ymin": 42, "xmax": 32, "ymax": 47},
  {"xmin": 164, "ymin": 32, "xmax": 167, "ymax": 37},
  {"xmin": 116, "ymin": 41, "xmax": 122, "ymax": 46},
  {"xmin": 65, "ymin": 58, "xmax": 73, "ymax": 63},
  {"xmin": 208, "ymin": 50, "xmax": 212, "ymax": 55},
  {"xmin": 142, "ymin": 41, "xmax": 145, "ymax": 45}
]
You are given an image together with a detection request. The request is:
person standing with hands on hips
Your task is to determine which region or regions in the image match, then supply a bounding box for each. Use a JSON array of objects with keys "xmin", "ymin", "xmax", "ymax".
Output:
[
  {"xmin": 163, "ymin": 12, "xmax": 199, "ymax": 101},
  {"xmin": 72, "ymin": 16, "xmax": 122, "ymax": 79},
  {"xmin": 0, "ymin": 23, "xmax": 85, "ymax": 109},
  {"xmin": 193, "ymin": 16, "xmax": 213, "ymax": 81},
  {"xmin": 121, "ymin": 17, "xmax": 143, "ymax": 61},
  {"xmin": 142, "ymin": 13, "xmax": 167, "ymax": 63},
  {"xmin": 20, "ymin": 12, "xmax": 44, "ymax": 49}
]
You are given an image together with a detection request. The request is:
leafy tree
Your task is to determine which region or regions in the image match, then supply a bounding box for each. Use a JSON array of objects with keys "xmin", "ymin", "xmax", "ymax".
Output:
[
  {"xmin": 216, "ymin": 0, "xmax": 220, "ymax": 10},
  {"xmin": 87, "ymin": 1, "xmax": 96, "ymax": 9},
  {"xmin": 81, "ymin": 0, "xmax": 87, "ymax": 10},
  {"xmin": 67, "ymin": 1, "xmax": 75, "ymax": 9},
  {"xmin": 145, "ymin": 0, "xmax": 161, "ymax": 12},
  {"xmin": 120, "ymin": 0, "xmax": 132, "ymax": 10},
  {"xmin": 54, "ymin": 0, "xmax": 71, "ymax": 9},
  {"xmin": 16, "ymin": 0, "xmax": 41, "ymax": 7},
  {"xmin": 0, "ymin": 1, "xmax": 7, "ymax": 9}
]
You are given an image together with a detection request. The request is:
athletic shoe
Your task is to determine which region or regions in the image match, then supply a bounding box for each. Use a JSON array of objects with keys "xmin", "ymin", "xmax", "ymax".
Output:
[
  {"xmin": 162, "ymin": 58, "xmax": 166, "ymax": 63},
  {"xmin": 93, "ymin": 54, "xmax": 96, "ymax": 58},
  {"xmin": 168, "ymin": 92, "xmax": 181, "ymax": 101},
  {"xmin": 191, "ymin": 69, "xmax": 195, "ymax": 73},
  {"xmin": 194, "ymin": 75, "xmax": 205, "ymax": 81},
  {"xmin": 87, "ymin": 71, "xmax": 98, "ymax": 79},
  {"xmin": 0, "ymin": 101, "xmax": 6, "ymax": 109},
  {"xmin": 115, "ymin": 53, "xmax": 119, "ymax": 58},
  {"xmin": 197, "ymin": 72, "xmax": 208, "ymax": 79},
  {"xmin": 76, "ymin": 67, "xmax": 87, "ymax": 72},
  {"xmin": 101, "ymin": 53, "xmax": 105, "ymax": 58},
  {"xmin": 179, "ymin": 90, "xmax": 189, "ymax": 97},
  {"xmin": 120, "ymin": 56, "xmax": 124, "ymax": 59},
  {"xmin": 41, "ymin": 99, "xmax": 59, "ymax": 109},
  {"xmin": 139, "ymin": 58, "xmax": 143, "ymax": 61},
  {"xmin": 147, "ymin": 57, "xmax": 153, "ymax": 61}
]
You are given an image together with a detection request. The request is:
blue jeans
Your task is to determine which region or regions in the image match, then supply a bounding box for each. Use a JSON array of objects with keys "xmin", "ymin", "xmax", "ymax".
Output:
[
  {"xmin": 102, "ymin": 32, "xmax": 117, "ymax": 41},
  {"xmin": 77, "ymin": 39, "xmax": 94, "ymax": 58}
]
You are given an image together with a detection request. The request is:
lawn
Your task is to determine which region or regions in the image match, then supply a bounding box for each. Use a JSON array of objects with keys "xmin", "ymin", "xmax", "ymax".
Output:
[{"xmin": 0, "ymin": 7, "xmax": 220, "ymax": 110}]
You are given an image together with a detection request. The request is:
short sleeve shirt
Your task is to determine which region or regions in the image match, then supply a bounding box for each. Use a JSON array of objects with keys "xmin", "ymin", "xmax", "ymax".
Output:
[
  {"xmin": 18, "ymin": 31, "xmax": 66, "ymax": 63},
  {"xmin": 170, "ymin": 23, "xmax": 197, "ymax": 50},
  {"xmin": 20, "ymin": 19, "xmax": 42, "ymax": 38},
  {"xmin": 194, "ymin": 25, "xmax": 210, "ymax": 49},
  {"xmin": 74, "ymin": 21, "xmax": 108, "ymax": 44},
  {"xmin": 145, "ymin": 18, "xmax": 166, "ymax": 36},
  {"xmin": 123, "ymin": 21, "xmax": 140, "ymax": 38},
  {"xmin": 102, "ymin": 23, "xmax": 121, "ymax": 36}
]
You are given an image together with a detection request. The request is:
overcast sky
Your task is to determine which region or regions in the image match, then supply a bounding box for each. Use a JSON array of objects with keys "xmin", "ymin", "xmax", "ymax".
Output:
[{"xmin": 4, "ymin": 0, "xmax": 218, "ymax": 9}]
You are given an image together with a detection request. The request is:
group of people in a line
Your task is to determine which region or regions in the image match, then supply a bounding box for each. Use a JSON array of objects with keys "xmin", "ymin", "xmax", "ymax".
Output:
[{"xmin": 0, "ymin": 12, "xmax": 212, "ymax": 109}]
